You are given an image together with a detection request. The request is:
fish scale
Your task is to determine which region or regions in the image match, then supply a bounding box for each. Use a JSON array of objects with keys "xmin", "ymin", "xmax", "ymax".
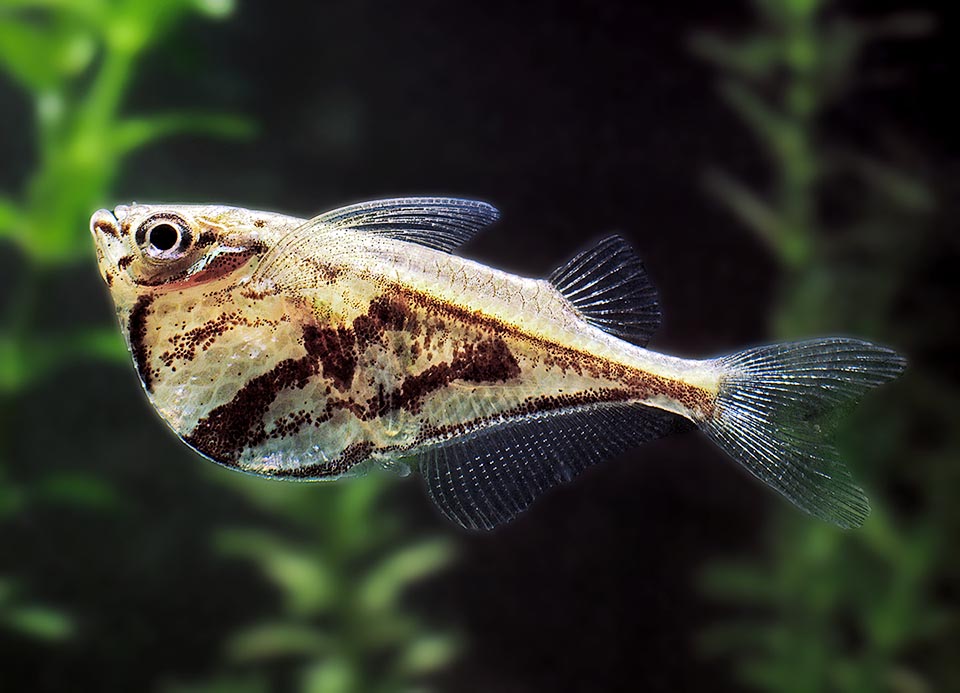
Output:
[{"xmin": 90, "ymin": 197, "xmax": 905, "ymax": 529}]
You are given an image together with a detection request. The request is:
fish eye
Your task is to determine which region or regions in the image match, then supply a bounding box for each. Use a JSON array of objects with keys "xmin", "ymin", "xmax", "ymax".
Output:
[
  {"xmin": 148, "ymin": 223, "xmax": 179, "ymax": 251},
  {"xmin": 136, "ymin": 215, "xmax": 194, "ymax": 260}
]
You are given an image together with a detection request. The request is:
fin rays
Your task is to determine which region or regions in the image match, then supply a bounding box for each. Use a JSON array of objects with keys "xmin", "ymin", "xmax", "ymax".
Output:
[
  {"xmin": 702, "ymin": 338, "xmax": 906, "ymax": 528},
  {"xmin": 253, "ymin": 197, "xmax": 500, "ymax": 289},
  {"xmin": 420, "ymin": 403, "xmax": 690, "ymax": 530},
  {"xmin": 548, "ymin": 235, "xmax": 661, "ymax": 347}
]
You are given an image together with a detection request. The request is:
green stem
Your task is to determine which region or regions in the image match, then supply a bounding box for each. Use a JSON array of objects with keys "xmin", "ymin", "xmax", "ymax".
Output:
[
  {"xmin": 76, "ymin": 45, "xmax": 135, "ymax": 138},
  {"xmin": 0, "ymin": 253, "xmax": 40, "ymax": 394}
]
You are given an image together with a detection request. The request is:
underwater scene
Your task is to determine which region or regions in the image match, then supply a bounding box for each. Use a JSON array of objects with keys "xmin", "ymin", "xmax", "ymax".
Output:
[{"xmin": 0, "ymin": 0, "xmax": 957, "ymax": 690}]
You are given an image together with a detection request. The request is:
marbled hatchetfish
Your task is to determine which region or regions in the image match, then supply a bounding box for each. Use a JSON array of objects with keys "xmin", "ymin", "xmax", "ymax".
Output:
[{"xmin": 89, "ymin": 198, "xmax": 905, "ymax": 529}]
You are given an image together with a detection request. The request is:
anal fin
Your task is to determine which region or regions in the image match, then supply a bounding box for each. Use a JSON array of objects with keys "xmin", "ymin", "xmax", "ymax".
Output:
[
  {"xmin": 419, "ymin": 402, "xmax": 690, "ymax": 530},
  {"xmin": 548, "ymin": 235, "xmax": 661, "ymax": 347}
]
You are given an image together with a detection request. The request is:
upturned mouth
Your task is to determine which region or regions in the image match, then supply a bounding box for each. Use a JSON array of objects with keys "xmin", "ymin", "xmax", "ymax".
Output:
[
  {"xmin": 90, "ymin": 208, "xmax": 120, "ymax": 239},
  {"xmin": 89, "ymin": 208, "xmax": 134, "ymax": 290}
]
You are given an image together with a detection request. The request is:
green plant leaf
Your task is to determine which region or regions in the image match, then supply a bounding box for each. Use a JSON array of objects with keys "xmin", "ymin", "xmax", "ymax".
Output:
[
  {"xmin": 359, "ymin": 538, "xmax": 455, "ymax": 613},
  {"xmin": 0, "ymin": 196, "xmax": 20, "ymax": 237},
  {"xmin": 227, "ymin": 622, "xmax": 331, "ymax": 661},
  {"xmin": 2, "ymin": 605, "xmax": 73, "ymax": 640},
  {"xmin": 718, "ymin": 79, "xmax": 795, "ymax": 155},
  {"xmin": 192, "ymin": 0, "xmax": 236, "ymax": 20},
  {"xmin": 115, "ymin": 112, "xmax": 255, "ymax": 153},
  {"xmin": 0, "ymin": 0, "xmax": 107, "ymax": 23},
  {"xmin": 35, "ymin": 472, "xmax": 122, "ymax": 511},
  {"xmin": 337, "ymin": 472, "xmax": 391, "ymax": 525},
  {"xmin": 395, "ymin": 633, "xmax": 460, "ymax": 677},
  {"xmin": 333, "ymin": 473, "xmax": 395, "ymax": 551},
  {"xmin": 846, "ymin": 153, "xmax": 935, "ymax": 213},
  {"xmin": 0, "ymin": 18, "xmax": 65, "ymax": 89},
  {"xmin": 209, "ymin": 471, "xmax": 338, "ymax": 529},
  {"xmin": 301, "ymin": 659, "xmax": 357, "ymax": 693},
  {"xmin": 0, "ymin": 335, "xmax": 27, "ymax": 394},
  {"xmin": 66, "ymin": 327, "xmax": 129, "ymax": 364},
  {"xmin": 695, "ymin": 5, "xmax": 949, "ymax": 693},
  {"xmin": 0, "ymin": 15, "xmax": 96, "ymax": 89},
  {"xmin": 689, "ymin": 33, "xmax": 783, "ymax": 78},
  {"xmin": 703, "ymin": 168, "xmax": 791, "ymax": 257},
  {"xmin": 217, "ymin": 530, "xmax": 335, "ymax": 616},
  {"xmin": 1, "ymin": 328, "xmax": 129, "ymax": 395}
]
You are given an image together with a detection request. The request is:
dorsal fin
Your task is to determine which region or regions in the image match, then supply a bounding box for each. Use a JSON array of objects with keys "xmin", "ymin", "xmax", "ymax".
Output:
[{"xmin": 548, "ymin": 235, "xmax": 661, "ymax": 347}]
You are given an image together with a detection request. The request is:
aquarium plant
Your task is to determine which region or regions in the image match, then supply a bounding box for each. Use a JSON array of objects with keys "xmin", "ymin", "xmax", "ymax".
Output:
[
  {"xmin": 692, "ymin": 0, "xmax": 956, "ymax": 690},
  {"xmin": 0, "ymin": 0, "xmax": 246, "ymax": 644},
  {"xmin": 0, "ymin": 2, "xmax": 459, "ymax": 691},
  {"xmin": 169, "ymin": 471, "xmax": 458, "ymax": 693}
]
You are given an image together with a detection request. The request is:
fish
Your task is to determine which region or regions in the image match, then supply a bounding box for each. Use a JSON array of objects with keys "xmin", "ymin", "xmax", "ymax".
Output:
[{"xmin": 89, "ymin": 197, "xmax": 905, "ymax": 530}]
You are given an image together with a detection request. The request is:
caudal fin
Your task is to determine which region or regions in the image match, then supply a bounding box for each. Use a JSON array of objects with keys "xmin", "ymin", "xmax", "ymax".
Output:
[{"xmin": 701, "ymin": 338, "xmax": 906, "ymax": 528}]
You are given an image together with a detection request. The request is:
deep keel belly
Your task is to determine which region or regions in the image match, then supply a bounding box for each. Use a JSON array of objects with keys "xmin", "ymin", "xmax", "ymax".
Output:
[{"xmin": 90, "ymin": 197, "xmax": 903, "ymax": 530}]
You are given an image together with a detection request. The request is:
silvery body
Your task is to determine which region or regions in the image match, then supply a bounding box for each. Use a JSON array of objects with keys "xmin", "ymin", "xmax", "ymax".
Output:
[{"xmin": 90, "ymin": 198, "xmax": 904, "ymax": 529}]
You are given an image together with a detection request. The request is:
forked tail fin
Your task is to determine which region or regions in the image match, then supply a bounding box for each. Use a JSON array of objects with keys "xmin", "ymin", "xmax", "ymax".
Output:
[{"xmin": 701, "ymin": 338, "xmax": 906, "ymax": 528}]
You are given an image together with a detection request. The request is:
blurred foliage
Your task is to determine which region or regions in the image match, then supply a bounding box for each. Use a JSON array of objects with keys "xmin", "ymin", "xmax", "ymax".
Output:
[
  {"xmin": 0, "ymin": 0, "xmax": 247, "ymax": 649},
  {"xmin": 167, "ymin": 473, "xmax": 458, "ymax": 693},
  {"xmin": 0, "ymin": 0, "xmax": 245, "ymax": 264},
  {"xmin": 693, "ymin": 0, "xmax": 957, "ymax": 691},
  {"xmin": 0, "ymin": 576, "xmax": 73, "ymax": 641},
  {"xmin": 0, "ymin": 2, "xmax": 458, "ymax": 691}
]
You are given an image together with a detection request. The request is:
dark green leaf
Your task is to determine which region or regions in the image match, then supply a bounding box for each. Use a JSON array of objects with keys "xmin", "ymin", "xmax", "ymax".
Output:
[
  {"xmin": 3, "ymin": 605, "xmax": 73, "ymax": 640},
  {"xmin": 227, "ymin": 622, "xmax": 330, "ymax": 661},
  {"xmin": 360, "ymin": 539, "xmax": 455, "ymax": 612},
  {"xmin": 35, "ymin": 472, "xmax": 122, "ymax": 511}
]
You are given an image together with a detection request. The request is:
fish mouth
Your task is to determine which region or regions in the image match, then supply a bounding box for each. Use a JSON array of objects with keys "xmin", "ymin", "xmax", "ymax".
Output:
[
  {"xmin": 90, "ymin": 208, "xmax": 120, "ymax": 240},
  {"xmin": 89, "ymin": 208, "xmax": 133, "ymax": 286}
]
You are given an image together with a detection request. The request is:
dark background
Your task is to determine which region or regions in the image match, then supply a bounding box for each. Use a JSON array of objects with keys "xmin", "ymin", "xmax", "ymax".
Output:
[{"xmin": 1, "ymin": 1, "xmax": 956, "ymax": 691}]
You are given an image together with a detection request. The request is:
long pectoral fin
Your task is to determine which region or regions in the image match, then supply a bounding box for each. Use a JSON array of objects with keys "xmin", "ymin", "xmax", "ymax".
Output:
[
  {"xmin": 253, "ymin": 197, "xmax": 500, "ymax": 289},
  {"xmin": 418, "ymin": 402, "xmax": 691, "ymax": 530},
  {"xmin": 310, "ymin": 197, "xmax": 500, "ymax": 250}
]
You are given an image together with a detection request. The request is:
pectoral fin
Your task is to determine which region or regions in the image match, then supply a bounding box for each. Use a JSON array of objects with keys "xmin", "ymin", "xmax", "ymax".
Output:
[
  {"xmin": 418, "ymin": 402, "xmax": 690, "ymax": 530},
  {"xmin": 309, "ymin": 197, "xmax": 500, "ymax": 251},
  {"xmin": 253, "ymin": 197, "xmax": 500, "ymax": 289}
]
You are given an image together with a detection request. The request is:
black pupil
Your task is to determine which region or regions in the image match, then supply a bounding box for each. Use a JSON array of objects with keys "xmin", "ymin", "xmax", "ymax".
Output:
[{"xmin": 149, "ymin": 223, "xmax": 179, "ymax": 251}]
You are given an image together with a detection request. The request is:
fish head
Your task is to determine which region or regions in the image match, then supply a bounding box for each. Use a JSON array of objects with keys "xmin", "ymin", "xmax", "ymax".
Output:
[{"xmin": 89, "ymin": 203, "xmax": 301, "ymax": 306}]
